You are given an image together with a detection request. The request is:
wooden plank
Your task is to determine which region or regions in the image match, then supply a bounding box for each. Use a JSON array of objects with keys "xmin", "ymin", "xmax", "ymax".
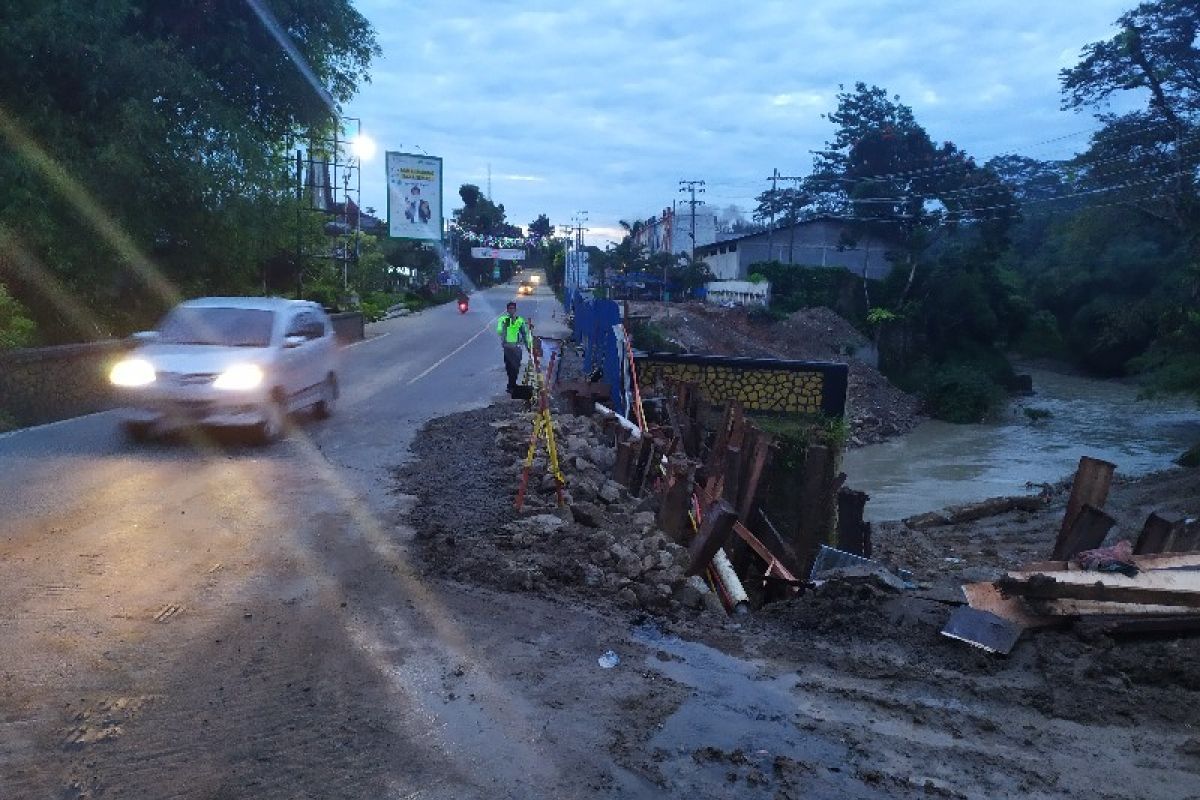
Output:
[
  {"xmin": 836, "ymin": 487, "xmax": 871, "ymax": 558},
  {"xmin": 793, "ymin": 444, "xmax": 835, "ymax": 573},
  {"xmin": 1019, "ymin": 552, "xmax": 1200, "ymax": 573},
  {"xmin": 1039, "ymin": 599, "xmax": 1199, "ymax": 616},
  {"xmin": 703, "ymin": 402, "xmax": 740, "ymax": 482},
  {"xmin": 1052, "ymin": 456, "xmax": 1116, "ymax": 560},
  {"xmin": 738, "ymin": 434, "xmax": 773, "ymax": 523},
  {"xmin": 1000, "ymin": 574, "xmax": 1200, "ymax": 609},
  {"xmin": 1168, "ymin": 520, "xmax": 1200, "ymax": 553},
  {"xmin": 1075, "ymin": 615, "xmax": 1200, "ymax": 637},
  {"xmin": 962, "ymin": 582, "xmax": 1057, "ymax": 629},
  {"xmin": 1056, "ymin": 504, "xmax": 1117, "ymax": 560},
  {"xmin": 751, "ymin": 512, "xmax": 803, "ymax": 577},
  {"xmin": 613, "ymin": 439, "xmax": 637, "ymax": 486},
  {"xmin": 656, "ymin": 457, "xmax": 695, "ymax": 543},
  {"xmin": 628, "ymin": 437, "xmax": 654, "ymax": 497},
  {"xmin": 1008, "ymin": 568, "xmax": 1200, "ymax": 590},
  {"xmin": 1136, "ymin": 512, "xmax": 1180, "ymax": 555},
  {"xmin": 942, "ymin": 495, "xmax": 1048, "ymax": 525},
  {"xmin": 686, "ymin": 500, "xmax": 738, "ymax": 576},
  {"xmin": 721, "ymin": 444, "xmax": 742, "ymax": 505},
  {"xmin": 731, "ymin": 521, "xmax": 798, "ymax": 582}
]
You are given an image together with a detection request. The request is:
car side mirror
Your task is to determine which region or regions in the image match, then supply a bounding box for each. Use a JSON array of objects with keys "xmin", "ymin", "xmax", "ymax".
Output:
[
  {"xmin": 284, "ymin": 335, "xmax": 306, "ymax": 349},
  {"xmin": 132, "ymin": 331, "xmax": 159, "ymax": 343}
]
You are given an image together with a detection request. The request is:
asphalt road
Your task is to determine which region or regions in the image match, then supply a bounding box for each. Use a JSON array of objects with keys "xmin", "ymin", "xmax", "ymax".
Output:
[{"xmin": 0, "ymin": 282, "xmax": 662, "ymax": 799}]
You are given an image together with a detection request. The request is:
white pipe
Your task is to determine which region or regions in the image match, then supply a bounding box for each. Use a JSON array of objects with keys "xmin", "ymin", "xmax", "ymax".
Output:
[
  {"xmin": 712, "ymin": 548, "xmax": 750, "ymax": 612},
  {"xmin": 594, "ymin": 403, "xmax": 642, "ymax": 440}
]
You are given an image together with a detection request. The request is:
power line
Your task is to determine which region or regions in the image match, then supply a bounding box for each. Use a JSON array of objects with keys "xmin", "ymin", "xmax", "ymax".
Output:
[
  {"xmin": 838, "ymin": 133, "xmax": 1200, "ymax": 206},
  {"xmin": 813, "ymin": 117, "xmax": 1185, "ymax": 191},
  {"xmin": 838, "ymin": 167, "xmax": 1194, "ymax": 222}
]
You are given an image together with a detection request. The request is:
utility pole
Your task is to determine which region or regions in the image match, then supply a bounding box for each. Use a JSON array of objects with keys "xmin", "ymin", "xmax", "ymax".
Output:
[
  {"xmin": 571, "ymin": 211, "xmax": 589, "ymax": 290},
  {"xmin": 774, "ymin": 174, "xmax": 805, "ymax": 264},
  {"xmin": 678, "ymin": 179, "xmax": 706, "ymax": 262},
  {"xmin": 765, "ymin": 168, "xmax": 779, "ymax": 263},
  {"xmin": 572, "ymin": 210, "xmax": 589, "ymax": 249}
]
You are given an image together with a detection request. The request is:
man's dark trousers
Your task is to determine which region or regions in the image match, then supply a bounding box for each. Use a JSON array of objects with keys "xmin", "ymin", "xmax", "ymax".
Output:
[{"xmin": 503, "ymin": 344, "xmax": 523, "ymax": 392}]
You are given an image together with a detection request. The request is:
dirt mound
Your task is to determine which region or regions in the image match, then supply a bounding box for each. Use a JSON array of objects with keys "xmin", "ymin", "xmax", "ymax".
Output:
[
  {"xmin": 397, "ymin": 404, "xmax": 721, "ymax": 615},
  {"xmin": 395, "ymin": 393, "xmax": 1200, "ymax": 798},
  {"xmin": 630, "ymin": 302, "xmax": 922, "ymax": 446}
]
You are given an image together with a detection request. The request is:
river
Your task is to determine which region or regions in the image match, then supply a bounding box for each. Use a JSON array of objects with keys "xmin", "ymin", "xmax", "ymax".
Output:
[{"xmin": 842, "ymin": 366, "xmax": 1200, "ymax": 521}]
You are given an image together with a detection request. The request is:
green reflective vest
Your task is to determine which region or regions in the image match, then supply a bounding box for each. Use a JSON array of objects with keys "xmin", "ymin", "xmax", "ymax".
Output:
[{"xmin": 497, "ymin": 314, "xmax": 529, "ymax": 345}]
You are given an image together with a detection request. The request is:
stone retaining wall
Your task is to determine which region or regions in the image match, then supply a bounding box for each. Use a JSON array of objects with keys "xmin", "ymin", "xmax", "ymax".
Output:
[
  {"xmin": 635, "ymin": 353, "xmax": 848, "ymax": 416},
  {"xmin": 0, "ymin": 340, "xmax": 134, "ymax": 428}
]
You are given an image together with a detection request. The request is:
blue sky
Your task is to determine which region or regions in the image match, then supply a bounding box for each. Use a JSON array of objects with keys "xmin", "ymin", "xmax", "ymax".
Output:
[{"xmin": 343, "ymin": 1, "xmax": 1133, "ymax": 245}]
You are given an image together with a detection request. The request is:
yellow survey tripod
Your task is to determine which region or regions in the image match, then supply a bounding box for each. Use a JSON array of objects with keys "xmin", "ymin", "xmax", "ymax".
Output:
[{"xmin": 514, "ymin": 337, "xmax": 565, "ymax": 510}]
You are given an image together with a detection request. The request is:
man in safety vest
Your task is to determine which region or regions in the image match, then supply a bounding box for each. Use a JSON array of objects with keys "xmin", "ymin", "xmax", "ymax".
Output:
[{"xmin": 497, "ymin": 301, "xmax": 531, "ymax": 394}]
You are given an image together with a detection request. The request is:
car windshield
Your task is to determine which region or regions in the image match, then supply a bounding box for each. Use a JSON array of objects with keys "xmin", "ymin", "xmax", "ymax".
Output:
[{"xmin": 157, "ymin": 307, "xmax": 275, "ymax": 348}]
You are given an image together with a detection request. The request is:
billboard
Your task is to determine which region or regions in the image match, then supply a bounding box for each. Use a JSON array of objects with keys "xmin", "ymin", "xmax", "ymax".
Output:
[
  {"xmin": 386, "ymin": 152, "xmax": 443, "ymax": 241},
  {"xmin": 470, "ymin": 247, "xmax": 526, "ymax": 261}
]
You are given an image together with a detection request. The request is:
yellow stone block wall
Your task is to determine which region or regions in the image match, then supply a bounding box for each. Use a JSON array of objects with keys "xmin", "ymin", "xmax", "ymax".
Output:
[{"xmin": 638, "ymin": 361, "xmax": 829, "ymax": 415}]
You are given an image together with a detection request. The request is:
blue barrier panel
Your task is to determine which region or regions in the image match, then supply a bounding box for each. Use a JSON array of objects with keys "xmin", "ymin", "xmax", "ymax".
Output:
[{"xmin": 592, "ymin": 299, "xmax": 623, "ymax": 413}]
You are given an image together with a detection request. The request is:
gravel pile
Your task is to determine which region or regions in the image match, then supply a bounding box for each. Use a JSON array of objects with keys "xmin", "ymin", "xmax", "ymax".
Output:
[{"xmin": 403, "ymin": 405, "xmax": 722, "ymax": 614}]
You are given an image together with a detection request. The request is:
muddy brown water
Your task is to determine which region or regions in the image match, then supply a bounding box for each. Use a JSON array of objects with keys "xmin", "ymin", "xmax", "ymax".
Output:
[{"xmin": 844, "ymin": 366, "xmax": 1200, "ymax": 521}]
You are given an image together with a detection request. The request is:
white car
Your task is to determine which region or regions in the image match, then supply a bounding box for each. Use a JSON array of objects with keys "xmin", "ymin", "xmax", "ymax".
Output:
[{"xmin": 110, "ymin": 297, "xmax": 339, "ymax": 443}]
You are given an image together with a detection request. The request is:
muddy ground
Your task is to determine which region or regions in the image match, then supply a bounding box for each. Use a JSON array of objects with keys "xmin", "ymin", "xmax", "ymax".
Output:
[
  {"xmin": 629, "ymin": 302, "xmax": 922, "ymax": 446},
  {"xmin": 397, "ymin": 396, "xmax": 1200, "ymax": 799}
]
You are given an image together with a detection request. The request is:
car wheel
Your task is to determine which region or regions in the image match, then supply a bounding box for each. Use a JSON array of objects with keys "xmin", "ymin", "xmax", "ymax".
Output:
[
  {"xmin": 314, "ymin": 373, "xmax": 338, "ymax": 419},
  {"xmin": 122, "ymin": 421, "xmax": 154, "ymax": 443},
  {"xmin": 253, "ymin": 397, "xmax": 287, "ymax": 445}
]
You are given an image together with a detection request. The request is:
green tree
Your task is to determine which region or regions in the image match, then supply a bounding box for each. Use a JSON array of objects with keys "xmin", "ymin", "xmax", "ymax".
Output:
[
  {"xmin": 451, "ymin": 183, "xmax": 522, "ymax": 284},
  {"xmin": 805, "ymin": 83, "xmax": 1014, "ymax": 303},
  {"xmin": 0, "ymin": 0, "xmax": 378, "ymax": 340},
  {"xmin": 0, "ymin": 281, "xmax": 35, "ymax": 349},
  {"xmin": 1049, "ymin": 0, "xmax": 1200, "ymax": 393},
  {"xmin": 671, "ymin": 253, "xmax": 714, "ymax": 295},
  {"xmin": 527, "ymin": 214, "xmax": 555, "ymax": 238},
  {"xmin": 610, "ymin": 219, "xmax": 649, "ymax": 276}
]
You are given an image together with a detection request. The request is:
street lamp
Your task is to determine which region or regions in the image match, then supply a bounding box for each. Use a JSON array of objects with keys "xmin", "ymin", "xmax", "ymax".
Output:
[
  {"xmin": 351, "ymin": 132, "xmax": 377, "ymax": 162},
  {"xmin": 340, "ymin": 117, "xmax": 374, "ymax": 294}
]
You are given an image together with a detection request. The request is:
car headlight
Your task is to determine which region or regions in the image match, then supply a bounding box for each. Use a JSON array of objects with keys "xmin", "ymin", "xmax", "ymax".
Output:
[
  {"xmin": 213, "ymin": 364, "xmax": 264, "ymax": 391},
  {"xmin": 110, "ymin": 358, "xmax": 156, "ymax": 387}
]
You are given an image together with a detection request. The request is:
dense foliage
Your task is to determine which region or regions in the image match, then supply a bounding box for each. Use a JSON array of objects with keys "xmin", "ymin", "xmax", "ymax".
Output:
[
  {"xmin": 0, "ymin": 0, "xmax": 378, "ymax": 344},
  {"xmin": 758, "ymin": 1, "xmax": 1200, "ymax": 420}
]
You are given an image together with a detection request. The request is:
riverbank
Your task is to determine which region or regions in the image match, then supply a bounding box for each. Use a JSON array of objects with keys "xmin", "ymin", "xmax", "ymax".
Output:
[
  {"xmin": 395, "ymin": 397, "xmax": 1200, "ymax": 798},
  {"xmin": 844, "ymin": 364, "xmax": 1200, "ymax": 520}
]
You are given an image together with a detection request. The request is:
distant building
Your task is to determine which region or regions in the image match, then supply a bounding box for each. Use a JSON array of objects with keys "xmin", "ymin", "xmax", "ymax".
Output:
[
  {"xmin": 633, "ymin": 206, "xmax": 717, "ymax": 256},
  {"xmin": 696, "ymin": 217, "xmax": 895, "ymax": 281},
  {"xmin": 565, "ymin": 248, "xmax": 590, "ymax": 290}
]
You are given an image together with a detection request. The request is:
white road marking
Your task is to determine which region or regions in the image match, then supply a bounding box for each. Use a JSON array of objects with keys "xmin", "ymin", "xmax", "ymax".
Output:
[
  {"xmin": 407, "ymin": 323, "xmax": 495, "ymax": 385},
  {"xmin": 0, "ymin": 410, "xmax": 115, "ymax": 441},
  {"xmin": 345, "ymin": 331, "xmax": 392, "ymax": 348}
]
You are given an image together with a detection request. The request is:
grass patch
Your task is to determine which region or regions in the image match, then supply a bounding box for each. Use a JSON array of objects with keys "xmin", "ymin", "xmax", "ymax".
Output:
[{"xmin": 630, "ymin": 322, "xmax": 683, "ymax": 354}]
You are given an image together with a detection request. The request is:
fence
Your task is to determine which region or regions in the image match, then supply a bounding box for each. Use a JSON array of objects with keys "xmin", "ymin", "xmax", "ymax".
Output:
[{"xmin": 566, "ymin": 289, "xmax": 625, "ymax": 413}]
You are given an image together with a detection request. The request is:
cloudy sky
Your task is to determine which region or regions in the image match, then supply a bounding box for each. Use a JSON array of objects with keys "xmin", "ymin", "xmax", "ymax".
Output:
[{"xmin": 343, "ymin": 1, "xmax": 1133, "ymax": 245}]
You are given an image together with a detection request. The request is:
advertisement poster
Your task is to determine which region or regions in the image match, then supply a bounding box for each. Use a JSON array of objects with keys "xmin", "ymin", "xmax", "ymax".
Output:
[{"xmin": 386, "ymin": 152, "xmax": 443, "ymax": 241}]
